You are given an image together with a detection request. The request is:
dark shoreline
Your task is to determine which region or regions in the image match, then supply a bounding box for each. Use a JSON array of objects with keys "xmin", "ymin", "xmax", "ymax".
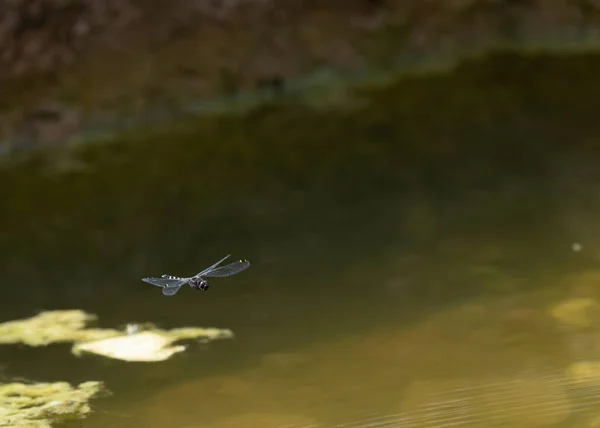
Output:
[
  {"xmin": 3, "ymin": 0, "xmax": 600, "ymax": 158},
  {"xmin": 2, "ymin": 38, "xmax": 600, "ymax": 163}
]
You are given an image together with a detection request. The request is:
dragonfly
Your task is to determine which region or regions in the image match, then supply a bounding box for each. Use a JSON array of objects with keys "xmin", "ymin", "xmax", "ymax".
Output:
[{"xmin": 142, "ymin": 255, "xmax": 250, "ymax": 296}]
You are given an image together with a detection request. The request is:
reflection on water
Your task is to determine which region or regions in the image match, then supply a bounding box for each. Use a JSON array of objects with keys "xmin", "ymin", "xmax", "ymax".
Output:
[
  {"xmin": 3, "ymin": 53, "xmax": 600, "ymax": 427},
  {"xmin": 79, "ymin": 266, "xmax": 600, "ymax": 428}
]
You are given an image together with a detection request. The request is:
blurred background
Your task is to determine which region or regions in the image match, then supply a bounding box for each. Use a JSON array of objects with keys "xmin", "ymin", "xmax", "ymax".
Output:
[{"xmin": 3, "ymin": 1, "xmax": 600, "ymax": 427}]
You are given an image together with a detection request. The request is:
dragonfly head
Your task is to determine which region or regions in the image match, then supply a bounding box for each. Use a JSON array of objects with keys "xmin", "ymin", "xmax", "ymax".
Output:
[{"xmin": 190, "ymin": 277, "xmax": 209, "ymax": 291}]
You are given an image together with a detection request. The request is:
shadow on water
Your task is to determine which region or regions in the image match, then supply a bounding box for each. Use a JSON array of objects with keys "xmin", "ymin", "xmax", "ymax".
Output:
[{"xmin": 3, "ymin": 51, "xmax": 600, "ymax": 427}]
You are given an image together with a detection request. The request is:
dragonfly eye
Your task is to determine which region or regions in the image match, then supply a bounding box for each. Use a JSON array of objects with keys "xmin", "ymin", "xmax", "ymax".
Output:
[{"xmin": 200, "ymin": 281, "xmax": 209, "ymax": 291}]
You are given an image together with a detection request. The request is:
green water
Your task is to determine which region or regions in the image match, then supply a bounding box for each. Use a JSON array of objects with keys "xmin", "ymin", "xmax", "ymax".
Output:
[{"xmin": 3, "ymin": 51, "xmax": 600, "ymax": 427}]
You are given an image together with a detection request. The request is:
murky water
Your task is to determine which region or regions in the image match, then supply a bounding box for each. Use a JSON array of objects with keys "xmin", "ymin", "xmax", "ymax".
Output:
[{"xmin": 3, "ymin": 53, "xmax": 600, "ymax": 427}]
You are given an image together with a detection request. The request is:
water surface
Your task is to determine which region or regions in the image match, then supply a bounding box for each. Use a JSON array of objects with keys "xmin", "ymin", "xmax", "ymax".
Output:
[{"xmin": 2, "ymin": 52, "xmax": 600, "ymax": 427}]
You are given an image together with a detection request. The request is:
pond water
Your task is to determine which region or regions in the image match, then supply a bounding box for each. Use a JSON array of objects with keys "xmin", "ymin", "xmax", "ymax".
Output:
[{"xmin": 3, "ymin": 52, "xmax": 600, "ymax": 427}]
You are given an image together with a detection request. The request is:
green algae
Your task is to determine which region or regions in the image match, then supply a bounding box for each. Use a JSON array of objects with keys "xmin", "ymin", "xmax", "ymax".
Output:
[
  {"xmin": 72, "ymin": 327, "xmax": 234, "ymax": 362},
  {"xmin": 0, "ymin": 310, "xmax": 119, "ymax": 346},
  {"xmin": 0, "ymin": 310, "xmax": 234, "ymax": 362},
  {"xmin": 0, "ymin": 380, "xmax": 103, "ymax": 428}
]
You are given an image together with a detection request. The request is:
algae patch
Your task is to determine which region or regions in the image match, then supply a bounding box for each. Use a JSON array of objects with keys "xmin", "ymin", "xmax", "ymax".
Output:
[
  {"xmin": 73, "ymin": 328, "xmax": 234, "ymax": 362},
  {"xmin": 0, "ymin": 310, "xmax": 118, "ymax": 346},
  {"xmin": 0, "ymin": 310, "xmax": 234, "ymax": 362},
  {"xmin": 0, "ymin": 380, "xmax": 103, "ymax": 428}
]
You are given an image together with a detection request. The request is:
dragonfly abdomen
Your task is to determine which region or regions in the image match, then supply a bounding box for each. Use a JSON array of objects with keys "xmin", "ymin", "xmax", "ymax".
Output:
[{"xmin": 161, "ymin": 274, "xmax": 185, "ymax": 280}]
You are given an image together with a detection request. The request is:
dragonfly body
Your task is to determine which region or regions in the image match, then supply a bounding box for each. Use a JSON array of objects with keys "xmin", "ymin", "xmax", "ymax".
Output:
[{"xmin": 142, "ymin": 255, "xmax": 250, "ymax": 296}]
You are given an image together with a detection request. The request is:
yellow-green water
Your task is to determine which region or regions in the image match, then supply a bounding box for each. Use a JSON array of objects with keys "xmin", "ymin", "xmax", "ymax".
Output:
[{"xmin": 3, "ymin": 52, "xmax": 600, "ymax": 427}]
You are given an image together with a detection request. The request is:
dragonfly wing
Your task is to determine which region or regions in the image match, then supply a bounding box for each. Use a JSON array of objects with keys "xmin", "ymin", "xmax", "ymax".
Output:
[
  {"xmin": 196, "ymin": 254, "xmax": 231, "ymax": 276},
  {"xmin": 142, "ymin": 277, "xmax": 188, "ymax": 288},
  {"xmin": 162, "ymin": 284, "xmax": 184, "ymax": 296},
  {"xmin": 203, "ymin": 259, "xmax": 251, "ymax": 277}
]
